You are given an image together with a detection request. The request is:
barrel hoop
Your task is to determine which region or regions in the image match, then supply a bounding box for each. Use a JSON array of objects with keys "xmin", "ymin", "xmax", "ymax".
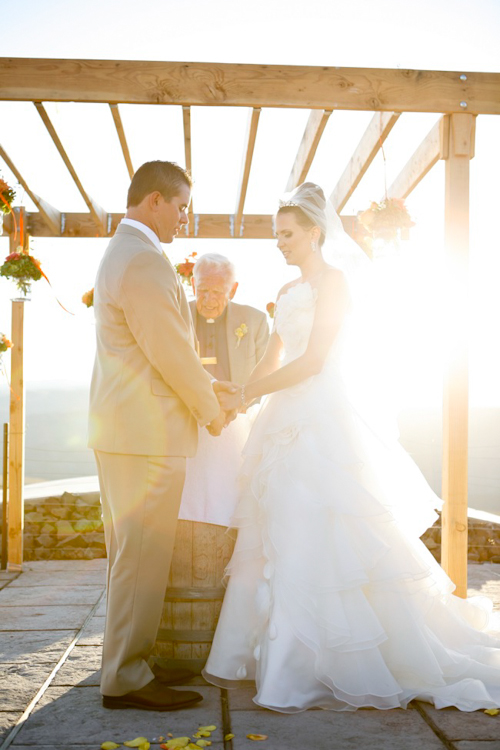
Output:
[
  {"xmin": 157, "ymin": 628, "xmax": 215, "ymax": 643},
  {"xmin": 164, "ymin": 586, "xmax": 225, "ymax": 601}
]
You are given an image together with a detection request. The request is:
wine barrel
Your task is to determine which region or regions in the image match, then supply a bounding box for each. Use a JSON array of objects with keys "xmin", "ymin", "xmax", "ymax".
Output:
[{"xmin": 153, "ymin": 520, "xmax": 235, "ymax": 673}]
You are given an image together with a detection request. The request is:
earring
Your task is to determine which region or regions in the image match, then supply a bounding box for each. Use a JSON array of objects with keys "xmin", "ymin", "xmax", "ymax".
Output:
[{"xmin": 310, "ymin": 241, "xmax": 317, "ymax": 252}]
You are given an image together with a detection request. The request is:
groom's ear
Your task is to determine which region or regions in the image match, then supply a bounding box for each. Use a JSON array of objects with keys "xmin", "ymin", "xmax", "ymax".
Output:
[{"xmin": 229, "ymin": 282, "xmax": 238, "ymax": 300}]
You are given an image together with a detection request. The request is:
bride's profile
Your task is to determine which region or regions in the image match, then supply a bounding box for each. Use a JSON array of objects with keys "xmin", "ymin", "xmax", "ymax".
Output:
[{"xmin": 202, "ymin": 182, "xmax": 500, "ymax": 713}]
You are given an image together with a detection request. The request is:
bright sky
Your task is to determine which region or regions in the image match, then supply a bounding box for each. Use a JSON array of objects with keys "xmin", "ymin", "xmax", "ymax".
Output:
[{"xmin": 0, "ymin": 0, "xmax": 499, "ymax": 407}]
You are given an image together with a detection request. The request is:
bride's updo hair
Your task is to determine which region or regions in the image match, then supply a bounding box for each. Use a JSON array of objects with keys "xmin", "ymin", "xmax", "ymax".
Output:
[{"xmin": 277, "ymin": 182, "xmax": 327, "ymax": 247}]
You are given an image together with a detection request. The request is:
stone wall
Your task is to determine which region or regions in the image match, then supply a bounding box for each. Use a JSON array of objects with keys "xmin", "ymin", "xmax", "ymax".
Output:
[
  {"xmin": 22, "ymin": 491, "xmax": 105, "ymax": 560},
  {"xmin": 1, "ymin": 491, "xmax": 500, "ymax": 563},
  {"xmin": 421, "ymin": 513, "xmax": 500, "ymax": 564}
]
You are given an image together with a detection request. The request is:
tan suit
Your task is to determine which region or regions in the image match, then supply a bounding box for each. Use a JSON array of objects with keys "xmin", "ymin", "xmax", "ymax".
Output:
[
  {"xmin": 189, "ymin": 300, "xmax": 269, "ymax": 384},
  {"xmin": 89, "ymin": 224, "xmax": 219, "ymax": 696}
]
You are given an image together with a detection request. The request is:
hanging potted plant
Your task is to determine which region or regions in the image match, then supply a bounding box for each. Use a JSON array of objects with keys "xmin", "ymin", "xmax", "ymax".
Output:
[
  {"xmin": 0, "ymin": 177, "xmax": 16, "ymax": 236},
  {"xmin": 358, "ymin": 197, "xmax": 415, "ymax": 243},
  {"xmin": 0, "ymin": 246, "xmax": 43, "ymax": 297}
]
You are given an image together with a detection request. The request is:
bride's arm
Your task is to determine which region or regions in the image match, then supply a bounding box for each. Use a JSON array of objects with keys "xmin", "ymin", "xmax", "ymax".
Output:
[
  {"xmin": 219, "ymin": 269, "xmax": 349, "ymax": 411},
  {"xmin": 247, "ymin": 330, "xmax": 284, "ymax": 382}
]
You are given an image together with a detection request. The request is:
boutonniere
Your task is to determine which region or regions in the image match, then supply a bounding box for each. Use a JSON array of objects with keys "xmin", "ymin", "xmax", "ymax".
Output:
[{"xmin": 234, "ymin": 323, "xmax": 248, "ymax": 347}]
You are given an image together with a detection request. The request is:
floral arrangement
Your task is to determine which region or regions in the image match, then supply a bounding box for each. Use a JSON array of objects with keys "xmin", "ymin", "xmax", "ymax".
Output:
[
  {"xmin": 358, "ymin": 197, "xmax": 415, "ymax": 243},
  {"xmin": 0, "ymin": 333, "xmax": 13, "ymax": 354},
  {"xmin": 234, "ymin": 323, "xmax": 248, "ymax": 347},
  {"xmin": 266, "ymin": 302, "xmax": 275, "ymax": 319},
  {"xmin": 0, "ymin": 247, "xmax": 42, "ymax": 295},
  {"xmin": 0, "ymin": 177, "xmax": 16, "ymax": 215},
  {"xmin": 82, "ymin": 288, "xmax": 94, "ymax": 308},
  {"xmin": 175, "ymin": 251, "xmax": 197, "ymax": 287}
]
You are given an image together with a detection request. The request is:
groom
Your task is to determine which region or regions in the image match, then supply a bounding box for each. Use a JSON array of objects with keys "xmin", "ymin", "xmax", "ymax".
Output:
[{"xmin": 89, "ymin": 161, "xmax": 233, "ymax": 711}]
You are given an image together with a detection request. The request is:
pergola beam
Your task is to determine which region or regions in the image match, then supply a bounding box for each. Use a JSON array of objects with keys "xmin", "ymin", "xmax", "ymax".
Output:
[
  {"xmin": 1, "ymin": 59, "xmax": 499, "ymax": 114},
  {"xmin": 3, "ymin": 210, "xmax": 356, "ymax": 241},
  {"xmin": 234, "ymin": 107, "xmax": 260, "ymax": 237},
  {"xmin": 387, "ymin": 115, "xmax": 450, "ymax": 199},
  {"xmin": 34, "ymin": 102, "xmax": 108, "ymax": 236},
  {"xmin": 182, "ymin": 105, "xmax": 195, "ymax": 236},
  {"xmin": 109, "ymin": 104, "xmax": 134, "ymax": 180},
  {"xmin": 0, "ymin": 143, "xmax": 61, "ymax": 236},
  {"xmin": 285, "ymin": 109, "xmax": 332, "ymax": 192},
  {"xmin": 330, "ymin": 112, "xmax": 400, "ymax": 212}
]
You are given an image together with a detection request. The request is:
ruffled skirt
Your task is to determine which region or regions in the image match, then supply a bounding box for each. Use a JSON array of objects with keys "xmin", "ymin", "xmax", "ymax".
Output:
[{"xmin": 203, "ymin": 369, "xmax": 500, "ymax": 712}]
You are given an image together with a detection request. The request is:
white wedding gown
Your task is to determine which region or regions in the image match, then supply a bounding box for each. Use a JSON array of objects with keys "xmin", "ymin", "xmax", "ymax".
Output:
[{"xmin": 203, "ymin": 281, "xmax": 500, "ymax": 712}]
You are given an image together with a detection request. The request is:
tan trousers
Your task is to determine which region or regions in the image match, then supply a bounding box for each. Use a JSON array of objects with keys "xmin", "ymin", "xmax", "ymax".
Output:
[{"xmin": 95, "ymin": 450, "xmax": 186, "ymax": 696}]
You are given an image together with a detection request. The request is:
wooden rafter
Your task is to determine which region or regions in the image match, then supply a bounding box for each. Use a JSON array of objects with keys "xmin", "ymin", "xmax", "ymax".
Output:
[
  {"xmin": 387, "ymin": 116, "xmax": 450, "ymax": 199},
  {"xmin": 109, "ymin": 104, "xmax": 134, "ymax": 180},
  {"xmin": 2, "ymin": 59, "xmax": 499, "ymax": 114},
  {"xmin": 285, "ymin": 109, "xmax": 332, "ymax": 192},
  {"xmin": 330, "ymin": 112, "xmax": 400, "ymax": 212},
  {"xmin": 34, "ymin": 102, "xmax": 108, "ymax": 236},
  {"xmin": 3, "ymin": 210, "xmax": 356, "ymax": 241},
  {"xmin": 0, "ymin": 143, "xmax": 61, "ymax": 236},
  {"xmin": 234, "ymin": 108, "xmax": 260, "ymax": 237},
  {"xmin": 182, "ymin": 105, "xmax": 195, "ymax": 235}
]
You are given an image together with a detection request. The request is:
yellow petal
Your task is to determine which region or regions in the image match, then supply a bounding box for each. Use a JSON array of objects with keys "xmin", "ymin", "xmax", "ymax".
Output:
[
  {"xmin": 187, "ymin": 745, "xmax": 200, "ymax": 750},
  {"xmin": 193, "ymin": 732, "xmax": 211, "ymax": 738},
  {"xmin": 139, "ymin": 745, "xmax": 150, "ymax": 750},
  {"xmin": 484, "ymin": 708, "xmax": 500, "ymax": 716},
  {"xmin": 198, "ymin": 726, "xmax": 217, "ymax": 732},
  {"xmin": 247, "ymin": 735, "xmax": 268, "ymax": 741},
  {"xmin": 101, "ymin": 744, "xmax": 121, "ymax": 750},
  {"xmin": 165, "ymin": 739, "xmax": 191, "ymax": 749},
  {"xmin": 124, "ymin": 741, "xmax": 149, "ymax": 748},
  {"xmin": 195, "ymin": 742, "xmax": 212, "ymax": 747},
  {"xmin": 224, "ymin": 735, "xmax": 235, "ymax": 741}
]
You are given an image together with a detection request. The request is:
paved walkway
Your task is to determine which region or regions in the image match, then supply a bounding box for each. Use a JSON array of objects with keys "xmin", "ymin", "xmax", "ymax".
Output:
[{"xmin": 0, "ymin": 560, "xmax": 500, "ymax": 750}]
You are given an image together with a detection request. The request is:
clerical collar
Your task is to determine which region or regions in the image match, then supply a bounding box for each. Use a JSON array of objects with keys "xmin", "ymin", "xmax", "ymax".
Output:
[{"xmin": 199, "ymin": 306, "xmax": 228, "ymax": 325}]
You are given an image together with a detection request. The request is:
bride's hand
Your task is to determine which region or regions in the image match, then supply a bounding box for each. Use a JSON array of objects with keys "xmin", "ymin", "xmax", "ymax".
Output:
[{"xmin": 217, "ymin": 388, "xmax": 242, "ymax": 413}]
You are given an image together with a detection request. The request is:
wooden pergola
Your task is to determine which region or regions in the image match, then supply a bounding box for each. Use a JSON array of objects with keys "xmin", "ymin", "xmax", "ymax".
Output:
[{"xmin": 1, "ymin": 58, "xmax": 499, "ymax": 594}]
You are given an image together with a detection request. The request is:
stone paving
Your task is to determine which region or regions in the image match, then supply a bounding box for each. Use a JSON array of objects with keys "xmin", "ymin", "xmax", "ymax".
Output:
[{"xmin": 0, "ymin": 560, "xmax": 500, "ymax": 750}]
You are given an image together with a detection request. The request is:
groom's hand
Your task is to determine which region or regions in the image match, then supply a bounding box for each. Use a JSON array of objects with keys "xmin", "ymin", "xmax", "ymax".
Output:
[
  {"xmin": 206, "ymin": 409, "xmax": 226, "ymax": 437},
  {"xmin": 213, "ymin": 380, "xmax": 238, "ymax": 396}
]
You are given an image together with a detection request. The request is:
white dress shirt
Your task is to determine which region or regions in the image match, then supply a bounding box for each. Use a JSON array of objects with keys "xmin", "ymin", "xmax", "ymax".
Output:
[{"xmin": 120, "ymin": 218, "xmax": 163, "ymax": 254}]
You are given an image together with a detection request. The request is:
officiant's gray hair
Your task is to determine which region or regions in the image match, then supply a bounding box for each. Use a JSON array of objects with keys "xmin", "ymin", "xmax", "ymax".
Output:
[{"xmin": 193, "ymin": 254, "xmax": 237, "ymax": 289}]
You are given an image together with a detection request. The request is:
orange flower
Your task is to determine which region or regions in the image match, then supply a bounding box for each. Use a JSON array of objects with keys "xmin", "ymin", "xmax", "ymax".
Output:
[
  {"xmin": 82, "ymin": 288, "xmax": 94, "ymax": 308},
  {"xmin": 266, "ymin": 302, "xmax": 276, "ymax": 319}
]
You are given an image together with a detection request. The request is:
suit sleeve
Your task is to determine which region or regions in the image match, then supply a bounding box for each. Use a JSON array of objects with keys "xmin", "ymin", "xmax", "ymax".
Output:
[
  {"xmin": 255, "ymin": 310, "xmax": 270, "ymax": 363},
  {"xmin": 121, "ymin": 250, "xmax": 220, "ymax": 427}
]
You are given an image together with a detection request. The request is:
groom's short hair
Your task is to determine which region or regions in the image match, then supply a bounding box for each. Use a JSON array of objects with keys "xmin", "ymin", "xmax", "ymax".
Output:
[{"xmin": 127, "ymin": 161, "xmax": 192, "ymax": 207}]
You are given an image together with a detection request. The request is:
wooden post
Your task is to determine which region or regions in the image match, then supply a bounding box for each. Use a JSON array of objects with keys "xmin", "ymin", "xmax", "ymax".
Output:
[
  {"xmin": 1, "ymin": 423, "xmax": 8, "ymax": 569},
  {"xmin": 8, "ymin": 300, "xmax": 25, "ymax": 570},
  {"xmin": 441, "ymin": 113, "xmax": 476, "ymax": 598},
  {"xmin": 7, "ymin": 209, "xmax": 28, "ymax": 571}
]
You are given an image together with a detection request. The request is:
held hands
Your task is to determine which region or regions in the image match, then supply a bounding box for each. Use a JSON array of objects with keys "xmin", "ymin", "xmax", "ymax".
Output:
[
  {"xmin": 206, "ymin": 381, "xmax": 240, "ymax": 436},
  {"xmin": 217, "ymin": 386, "xmax": 246, "ymax": 413},
  {"xmin": 214, "ymin": 380, "xmax": 245, "ymax": 421}
]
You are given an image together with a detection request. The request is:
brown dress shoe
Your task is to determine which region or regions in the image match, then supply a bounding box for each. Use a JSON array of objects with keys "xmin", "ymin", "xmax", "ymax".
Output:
[
  {"xmin": 102, "ymin": 678, "xmax": 203, "ymax": 711},
  {"xmin": 152, "ymin": 663, "xmax": 195, "ymax": 685}
]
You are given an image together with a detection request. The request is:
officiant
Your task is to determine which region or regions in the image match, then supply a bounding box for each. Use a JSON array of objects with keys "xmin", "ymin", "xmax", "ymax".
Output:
[{"xmin": 178, "ymin": 253, "xmax": 269, "ymax": 526}]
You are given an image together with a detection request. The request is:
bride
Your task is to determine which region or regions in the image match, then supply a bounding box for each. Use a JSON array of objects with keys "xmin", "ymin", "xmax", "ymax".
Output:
[{"xmin": 203, "ymin": 182, "xmax": 500, "ymax": 712}]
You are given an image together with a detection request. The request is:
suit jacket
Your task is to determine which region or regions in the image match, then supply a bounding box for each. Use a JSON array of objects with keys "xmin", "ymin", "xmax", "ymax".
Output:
[
  {"xmin": 189, "ymin": 300, "xmax": 269, "ymax": 385},
  {"xmin": 89, "ymin": 224, "xmax": 220, "ymax": 457}
]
